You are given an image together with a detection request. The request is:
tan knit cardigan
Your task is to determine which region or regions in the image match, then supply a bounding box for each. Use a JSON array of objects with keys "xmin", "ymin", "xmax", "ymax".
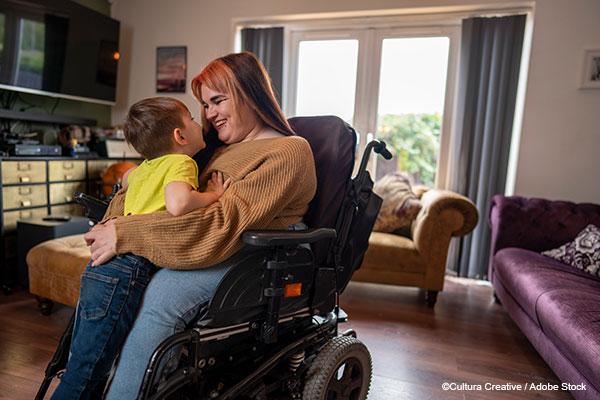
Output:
[{"xmin": 102, "ymin": 136, "xmax": 316, "ymax": 269}]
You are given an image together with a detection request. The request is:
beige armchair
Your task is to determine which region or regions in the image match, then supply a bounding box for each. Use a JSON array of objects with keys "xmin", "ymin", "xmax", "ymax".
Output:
[{"xmin": 352, "ymin": 189, "xmax": 478, "ymax": 307}]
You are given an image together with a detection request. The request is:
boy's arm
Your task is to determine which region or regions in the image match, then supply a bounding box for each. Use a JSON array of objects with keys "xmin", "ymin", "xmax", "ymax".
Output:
[
  {"xmin": 121, "ymin": 166, "xmax": 136, "ymax": 189},
  {"xmin": 164, "ymin": 182, "xmax": 221, "ymax": 217}
]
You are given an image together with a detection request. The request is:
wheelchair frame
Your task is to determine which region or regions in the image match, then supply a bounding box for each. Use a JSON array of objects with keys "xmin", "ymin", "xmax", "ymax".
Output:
[{"xmin": 133, "ymin": 139, "xmax": 390, "ymax": 399}]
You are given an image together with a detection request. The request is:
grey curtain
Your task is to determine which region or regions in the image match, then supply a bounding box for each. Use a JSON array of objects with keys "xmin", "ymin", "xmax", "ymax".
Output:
[
  {"xmin": 453, "ymin": 15, "xmax": 527, "ymax": 279},
  {"xmin": 240, "ymin": 27, "xmax": 284, "ymax": 102}
]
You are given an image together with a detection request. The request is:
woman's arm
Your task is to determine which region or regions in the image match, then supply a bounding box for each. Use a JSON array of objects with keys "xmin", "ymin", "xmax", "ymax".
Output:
[{"xmin": 88, "ymin": 138, "xmax": 316, "ymax": 269}]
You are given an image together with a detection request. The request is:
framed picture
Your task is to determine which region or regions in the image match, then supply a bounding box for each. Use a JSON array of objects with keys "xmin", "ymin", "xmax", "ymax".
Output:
[
  {"xmin": 579, "ymin": 48, "xmax": 600, "ymax": 89},
  {"xmin": 156, "ymin": 46, "xmax": 187, "ymax": 93}
]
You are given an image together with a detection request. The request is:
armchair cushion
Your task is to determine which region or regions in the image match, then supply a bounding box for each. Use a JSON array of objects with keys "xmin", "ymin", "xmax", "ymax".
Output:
[
  {"xmin": 372, "ymin": 173, "xmax": 421, "ymax": 233},
  {"xmin": 542, "ymin": 224, "xmax": 600, "ymax": 277}
]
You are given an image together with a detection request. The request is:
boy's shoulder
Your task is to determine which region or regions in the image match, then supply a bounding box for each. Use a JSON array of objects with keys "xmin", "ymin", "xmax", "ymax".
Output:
[{"xmin": 143, "ymin": 153, "xmax": 196, "ymax": 167}]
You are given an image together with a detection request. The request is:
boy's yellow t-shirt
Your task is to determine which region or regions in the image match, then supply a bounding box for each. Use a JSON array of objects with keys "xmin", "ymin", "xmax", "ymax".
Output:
[{"xmin": 124, "ymin": 154, "xmax": 199, "ymax": 215}]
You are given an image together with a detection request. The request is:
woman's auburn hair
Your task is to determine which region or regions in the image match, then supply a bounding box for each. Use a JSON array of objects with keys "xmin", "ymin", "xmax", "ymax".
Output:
[{"xmin": 191, "ymin": 51, "xmax": 294, "ymax": 137}]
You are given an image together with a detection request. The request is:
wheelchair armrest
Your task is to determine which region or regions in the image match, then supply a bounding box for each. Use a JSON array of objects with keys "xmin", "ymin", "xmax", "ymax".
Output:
[
  {"xmin": 242, "ymin": 228, "xmax": 336, "ymax": 247},
  {"xmin": 74, "ymin": 192, "xmax": 109, "ymax": 223}
]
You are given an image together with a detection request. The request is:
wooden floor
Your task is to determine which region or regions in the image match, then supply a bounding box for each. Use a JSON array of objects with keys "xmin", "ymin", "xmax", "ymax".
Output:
[{"xmin": 0, "ymin": 277, "xmax": 573, "ymax": 400}]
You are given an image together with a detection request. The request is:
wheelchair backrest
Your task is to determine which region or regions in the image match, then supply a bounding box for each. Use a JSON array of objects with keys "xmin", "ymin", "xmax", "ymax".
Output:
[{"xmin": 288, "ymin": 116, "xmax": 356, "ymax": 264}]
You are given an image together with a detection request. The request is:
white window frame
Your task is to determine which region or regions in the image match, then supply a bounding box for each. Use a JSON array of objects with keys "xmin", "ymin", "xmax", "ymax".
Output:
[{"xmin": 285, "ymin": 22, "xmax": 460, "ymax": 187}]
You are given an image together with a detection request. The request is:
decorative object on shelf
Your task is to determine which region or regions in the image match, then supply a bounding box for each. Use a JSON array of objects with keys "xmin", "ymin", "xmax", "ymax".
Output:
[
  {"xmin": 101, "ymin": 161, "xmax": 137, "ymax": 197},
  {"xmin": 58, "ymin": 125, "xmax": 95, "ymax": 157},
  {"xmin": 579, "ymin": 48, "xmax": 600, "ymax": 89},
  {"xmin": 156, "ymin": 46, "xmax": 187, "ymax": 93}
]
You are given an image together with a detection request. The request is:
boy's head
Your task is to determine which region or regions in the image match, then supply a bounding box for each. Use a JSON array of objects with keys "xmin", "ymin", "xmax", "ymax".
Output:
[{"xmin": 124, "ymin": 97, "xmax": 205, "ymax": 159}]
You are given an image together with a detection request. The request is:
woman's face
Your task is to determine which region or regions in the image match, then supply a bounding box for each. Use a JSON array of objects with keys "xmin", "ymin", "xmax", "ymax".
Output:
[{"xmin": 200, "ymin": 85, "xmax": 261, "ymax": 144}]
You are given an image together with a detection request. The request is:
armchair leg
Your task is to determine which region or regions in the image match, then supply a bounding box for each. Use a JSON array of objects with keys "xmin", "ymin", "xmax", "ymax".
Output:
[
  {"xmin": 425, "ymin": 290, "xmax": 438, "ymax": 308},
  {"xmin": 36, "ymin": 296, "xmax": 54, "ymax": 316}
]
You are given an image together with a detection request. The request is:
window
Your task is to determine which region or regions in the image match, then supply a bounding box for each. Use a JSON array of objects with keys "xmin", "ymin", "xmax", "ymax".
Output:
[{"xmin": 286, "ymin": 23, "xmax": 459, "ymax": 187}]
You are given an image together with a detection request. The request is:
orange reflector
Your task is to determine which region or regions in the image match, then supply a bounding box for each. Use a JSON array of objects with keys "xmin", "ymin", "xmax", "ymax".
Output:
[
  {"xmin": 284, "ymin": 283, "xmax": 302, "ymax": 298},
  {"xmin": 113, "ymin": 51, "xmax": 120, "ymax": 60}
]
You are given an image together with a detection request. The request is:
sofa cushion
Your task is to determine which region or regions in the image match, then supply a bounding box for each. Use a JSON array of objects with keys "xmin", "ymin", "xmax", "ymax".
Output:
[
  {"xmin": 536, "ymin": 289, "xmax": 600, "ymax": 389},
  {"xmin": 493, "ymin": 248, "xmax": 600, "ymax": 324},
  {"xmin": 542, "ymin": 224, "xmax": 600, "ymax": 278}
]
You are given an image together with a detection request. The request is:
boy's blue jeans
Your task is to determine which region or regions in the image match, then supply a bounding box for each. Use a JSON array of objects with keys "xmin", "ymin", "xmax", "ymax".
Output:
[{"xmin": 51, "ymin": 254, "xmax": 156, "ymax": 400}]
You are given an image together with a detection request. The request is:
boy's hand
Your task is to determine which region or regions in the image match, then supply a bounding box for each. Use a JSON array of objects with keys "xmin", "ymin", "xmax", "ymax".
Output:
[{"xmin": 206, "ymin": 171, "xmax": 232, "ymax": 197}]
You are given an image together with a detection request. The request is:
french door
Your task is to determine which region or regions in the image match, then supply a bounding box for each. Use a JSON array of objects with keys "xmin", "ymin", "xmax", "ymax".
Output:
[{"xmin": 285, "ymin": 25, "xmax": 459, "ymax": 187}]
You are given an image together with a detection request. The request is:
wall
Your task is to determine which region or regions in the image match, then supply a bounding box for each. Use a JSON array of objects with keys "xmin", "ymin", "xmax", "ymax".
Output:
[
  {"xmin": 513, "ymin": 0, "xmax": 600, "ymax": 203},
  {"xmin": 111, "ymin": 0, "xmax": 600, "ymax": 204}
]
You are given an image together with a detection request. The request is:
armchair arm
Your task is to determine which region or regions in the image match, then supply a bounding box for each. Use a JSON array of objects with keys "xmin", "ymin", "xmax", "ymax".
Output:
[
  {"xmin": 489, "ymin": 195, "xmax": 600, "ymax": 256},
  {"xmin": 242, "ymin": 228, "xmax": 336, "ymax": 247},
  {"xmin": 412, "ymin": 190, "xmax": 478, "ymax": 256}
]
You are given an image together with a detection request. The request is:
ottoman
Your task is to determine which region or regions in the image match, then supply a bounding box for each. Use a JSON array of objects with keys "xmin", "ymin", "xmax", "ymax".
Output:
[{"xmin": 27, "ymin": 234, "xmax": 90, "ymax": 314}]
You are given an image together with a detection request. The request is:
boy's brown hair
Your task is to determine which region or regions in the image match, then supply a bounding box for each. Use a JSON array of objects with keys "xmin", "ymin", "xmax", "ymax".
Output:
[{"xmin": 124, "ymin": 97, "xmax": 189, "ymax": 159}]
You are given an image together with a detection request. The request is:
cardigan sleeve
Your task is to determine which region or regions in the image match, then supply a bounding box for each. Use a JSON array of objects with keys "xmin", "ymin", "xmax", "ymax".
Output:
[{"xmin": 112, "ymin": 139, "xmax": 316, "ymax": 269}]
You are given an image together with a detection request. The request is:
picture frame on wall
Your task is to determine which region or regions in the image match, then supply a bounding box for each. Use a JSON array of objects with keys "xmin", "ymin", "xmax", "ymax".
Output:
[
  {"xmin": 156, "ymin": 46, "xmax": 187, "ymax": 93},
  {"xmin": 579, "ymin": 48, "xmax": 600, "ymax": 89}
]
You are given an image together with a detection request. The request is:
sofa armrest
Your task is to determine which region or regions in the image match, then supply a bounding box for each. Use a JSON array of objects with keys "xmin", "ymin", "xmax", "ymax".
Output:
[
  {"xmin": 412, "ymin": 190, "xmax": 478, "ymax": 257},
  {"xmin": 489, "ymin": 195, "xmax": 600, "ymax": 256}
]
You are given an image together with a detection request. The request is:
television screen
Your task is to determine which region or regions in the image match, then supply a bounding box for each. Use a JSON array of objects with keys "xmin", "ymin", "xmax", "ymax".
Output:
[{"xmin": 0, "ymin": 0, "xmax": 120, "ymax": 105}]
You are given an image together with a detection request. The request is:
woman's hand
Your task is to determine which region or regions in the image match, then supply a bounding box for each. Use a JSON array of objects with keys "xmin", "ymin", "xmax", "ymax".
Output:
[
  {"xmin": 206, "ymin": 171, "xmax": 232, "ymax": 196},
  {"xmin": 84, "ymin": 219, "xmax": 118, "ymax": 266}
]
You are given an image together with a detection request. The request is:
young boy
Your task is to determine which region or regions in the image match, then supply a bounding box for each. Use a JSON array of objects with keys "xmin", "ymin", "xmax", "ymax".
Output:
[
  {"xmin": 52, "ymin": 97, "xmax": 229, "ymax": 399},
  {"xmin": 121, "ymin": 96, "xmax": 229, "ymax": 220}
]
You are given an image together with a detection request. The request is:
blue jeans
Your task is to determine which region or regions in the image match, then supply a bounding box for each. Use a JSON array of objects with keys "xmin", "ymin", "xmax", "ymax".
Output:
[
  {"xmin": 51, "ymin": 254, "xmax": 156, "ymax": 400},
  {"xmin": 105, "ymin": 256, "xmax": 237, "ymax": 399}
]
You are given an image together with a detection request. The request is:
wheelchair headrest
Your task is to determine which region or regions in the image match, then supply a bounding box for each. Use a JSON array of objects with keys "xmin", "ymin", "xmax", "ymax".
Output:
[{"xmin": 288, "ymin": 116, "xmax": 356, "ymax": 231}]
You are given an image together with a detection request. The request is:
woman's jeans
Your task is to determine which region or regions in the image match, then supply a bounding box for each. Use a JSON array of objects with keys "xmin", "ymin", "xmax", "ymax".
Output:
[
  {"xmin": 51, "ymin": 254, "xmax": 156, "ymax": 400},
  {"xmin": 105, "ymin": 256, "xmax": 236, "ymax": 399}
]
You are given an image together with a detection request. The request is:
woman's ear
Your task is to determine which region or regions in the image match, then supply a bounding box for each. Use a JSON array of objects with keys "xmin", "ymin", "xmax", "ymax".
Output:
[{"xmin": 172, "ymin": 128, "xmax": 188, "ymax": 145}]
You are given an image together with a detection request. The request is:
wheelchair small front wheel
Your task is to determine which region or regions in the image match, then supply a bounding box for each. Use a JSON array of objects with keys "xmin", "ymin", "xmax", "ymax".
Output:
[{"xmin": 302, "ymin": 336, "xmax": 372, "ymax": 400}]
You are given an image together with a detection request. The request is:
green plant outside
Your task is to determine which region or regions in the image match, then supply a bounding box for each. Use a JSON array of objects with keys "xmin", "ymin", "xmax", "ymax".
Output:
[{"xmin": 376, "ymin": 113, "xmax": 442, "ymax": 186}]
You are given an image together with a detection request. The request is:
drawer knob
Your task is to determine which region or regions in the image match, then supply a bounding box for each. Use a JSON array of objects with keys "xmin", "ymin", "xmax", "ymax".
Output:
[
  {"xmin": 21, "ymin": 200, "xmax": 31, "ymax": 207},
  {"xmin": 64, "ymin": 174, "xmax": 73, "ymax": 180},
  {"xmin": 65, "ymin": 196, "xmax": 73, "ymax": 202},
  {"xmin": 20, "ymin": 176, "xmax": 30, "ymax": 183}
]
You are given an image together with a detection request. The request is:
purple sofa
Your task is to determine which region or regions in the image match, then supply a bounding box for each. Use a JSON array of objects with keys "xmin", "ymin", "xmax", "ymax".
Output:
[{"xmin": 489, "ymin": 195, "xmax": 600, "ymax": 400}]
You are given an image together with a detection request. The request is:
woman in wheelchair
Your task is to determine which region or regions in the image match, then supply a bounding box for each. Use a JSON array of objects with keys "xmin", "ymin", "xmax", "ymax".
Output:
[
  {"xmin": 55, "ymin": 52, "xmax": 317, "ymax": 399},
  {"xmin": 45, "ymin": 50, "xmax": 388, "ymax": 400}
]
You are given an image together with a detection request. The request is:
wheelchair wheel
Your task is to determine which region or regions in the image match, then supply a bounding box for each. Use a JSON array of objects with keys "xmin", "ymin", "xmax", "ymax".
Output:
[{"xmin": 303, "ymin": 336, "xmax": 371, "ymax": 400}]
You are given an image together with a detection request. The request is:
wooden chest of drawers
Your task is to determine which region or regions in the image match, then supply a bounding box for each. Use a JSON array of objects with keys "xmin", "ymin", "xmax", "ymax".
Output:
[{"xmin": 0, "ymin": 157, "xmax": 140, "ymax": 288}]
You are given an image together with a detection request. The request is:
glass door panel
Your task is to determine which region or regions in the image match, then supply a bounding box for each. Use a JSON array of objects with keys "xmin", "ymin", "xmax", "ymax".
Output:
[
  {"xmin": 294, "ymin": 39, "xmax": 358, "ymax": 124},
  {"xmin": 374, "ymin": 37, "xmax": 449, "ymax": 186}
]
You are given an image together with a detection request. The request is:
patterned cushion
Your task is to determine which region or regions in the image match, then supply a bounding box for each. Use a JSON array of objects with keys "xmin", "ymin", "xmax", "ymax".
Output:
[
  {"xmin": 372, "ymin": 173, "xmax": 422, "ymax": 234},
  {"xmin": 542, "ymin": 224, "xmax": 600, "ymax": 277}
]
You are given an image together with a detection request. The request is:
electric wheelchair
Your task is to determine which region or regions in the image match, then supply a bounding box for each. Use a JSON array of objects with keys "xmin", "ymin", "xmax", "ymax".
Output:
[{"xmin": 36, "ymin": 115, "xmax": 391, "ymax": 400}]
